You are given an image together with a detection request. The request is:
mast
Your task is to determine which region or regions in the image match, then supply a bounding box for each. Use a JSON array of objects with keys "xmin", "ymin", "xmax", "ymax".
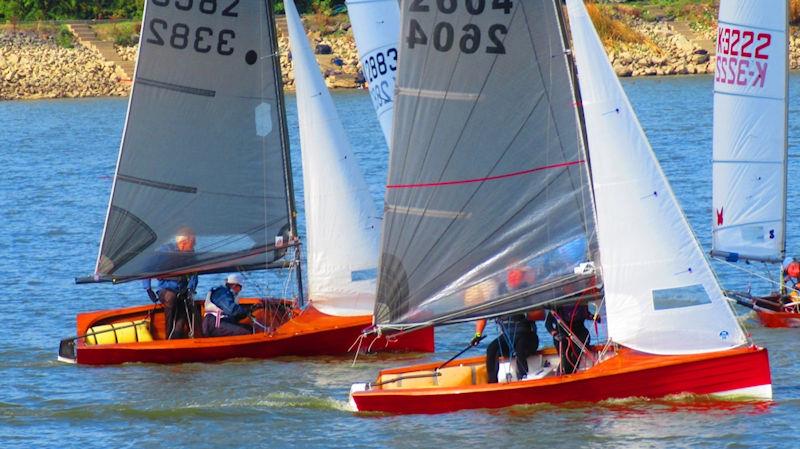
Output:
[
  {"xmin": 781, "ymin": 0, "xmax": 789, "ymax": 263},
  {"xmin": 267, "ymin": 0, "xmax": 305, "ymax": 307},
  {"xmin": 555, "ymin": 0, "xmax": 599, "ymax": 259}
]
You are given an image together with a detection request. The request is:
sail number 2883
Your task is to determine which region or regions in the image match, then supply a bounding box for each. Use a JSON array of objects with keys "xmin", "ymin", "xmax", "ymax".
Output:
[{"xmin": 406, "ymin": 0, "xmax": 513, "ymax": 54}]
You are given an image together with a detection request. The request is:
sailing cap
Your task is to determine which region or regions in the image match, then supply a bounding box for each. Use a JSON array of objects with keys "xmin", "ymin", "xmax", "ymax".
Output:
[{"xmin": 226, "ymin": 273, "xmax": 245, "ymax": 287}]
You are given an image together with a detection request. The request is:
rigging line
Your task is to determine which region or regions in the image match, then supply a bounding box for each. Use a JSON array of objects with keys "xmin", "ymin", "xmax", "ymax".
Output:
[
  {"xmin": 386, "ymin": 160, "xmax": 584, "ymax": 188},
  {"xmin": 386, "ymin": 5, "xmax": 517, "ymax": 270}
]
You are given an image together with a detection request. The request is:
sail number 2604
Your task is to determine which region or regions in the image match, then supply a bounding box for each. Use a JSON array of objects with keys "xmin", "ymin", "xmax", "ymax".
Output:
[
  {"xmin": 406, "ymin": 0, "xmax": 513, "ymax": 54},
  {"xmin": 146, "ymin": 0, "xmax": 239, "ymax": 55}
]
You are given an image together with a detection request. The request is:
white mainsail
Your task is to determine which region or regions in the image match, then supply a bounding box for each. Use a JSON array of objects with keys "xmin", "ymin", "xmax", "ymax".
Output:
[
  {"xmin": 712, "ymin": 0, "xmax": 788, "ymax": 263},
  {"xmin": 285, "ymin": 0, "xmax": 381, "ymax": 316},
  {"xmin": 345, "ymin": 0, "xmax": 399, "ymax": 145},
  {"xmin": 566, "ymin": 0, "xmax": 746, "ymax": 354}
]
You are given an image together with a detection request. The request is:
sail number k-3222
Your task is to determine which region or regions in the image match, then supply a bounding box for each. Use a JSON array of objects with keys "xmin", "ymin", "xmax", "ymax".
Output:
[
  {"xmin": 407, "ymin": 0, "xmax": 513, "ymax": 54},
  {"xmin": 146, "ymin": 0, "xmax": 239, "ymax": 55}
]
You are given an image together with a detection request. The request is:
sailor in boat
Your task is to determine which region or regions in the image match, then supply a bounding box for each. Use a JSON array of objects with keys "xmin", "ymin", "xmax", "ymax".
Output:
[
  {"xmin": 141, "ymin": 226, "xmax": 199, "ymax": 339},
  {"xmin": 202, "ymin": 273, "xmax": 253, "ymax": 337},
  {"xmin": 471, "ymin": 265, "xmax": 544, "ymax": 383},
  {"xmin": 772, "ymin": 258, "xmax": 800, "ymax": 312},
  {"xmin": 545, "ymin": 303, "xmax": 592, "ymax": 375}
]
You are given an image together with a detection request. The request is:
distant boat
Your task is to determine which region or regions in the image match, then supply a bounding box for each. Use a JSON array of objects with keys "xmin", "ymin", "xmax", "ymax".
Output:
[
  {"xmin": 710, "ymin": 0, "xmax": 795, "ymax": 327},
  {"xmin": 58, "ymin": 0, "xmax": 431, "ymax": 365},
  {"xmin": 348, "ymin": 0, "xmax": 771, "ymax": 414}
]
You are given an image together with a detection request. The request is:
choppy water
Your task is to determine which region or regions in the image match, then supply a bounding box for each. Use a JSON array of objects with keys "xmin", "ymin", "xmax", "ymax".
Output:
[{"xmin": 2, "ymin": 77, "xmax": 800, "ymax": 448}]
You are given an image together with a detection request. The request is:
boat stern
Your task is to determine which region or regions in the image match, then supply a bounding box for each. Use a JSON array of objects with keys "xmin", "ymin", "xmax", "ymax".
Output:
[{"xmin": 348, "ymin": 382, "xmax": 369, "ymax": 411}]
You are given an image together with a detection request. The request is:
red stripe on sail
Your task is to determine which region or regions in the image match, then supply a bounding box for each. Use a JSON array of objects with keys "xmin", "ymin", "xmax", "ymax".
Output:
[{"xmin": 386, "ymin": 160, "xmax": 585, "ymax": 189}]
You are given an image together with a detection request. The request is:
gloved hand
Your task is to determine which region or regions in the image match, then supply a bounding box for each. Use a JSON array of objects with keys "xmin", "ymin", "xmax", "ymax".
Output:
[{"xmin": 470, "ymin": 333, "xmax": 485, "ymax": 347}]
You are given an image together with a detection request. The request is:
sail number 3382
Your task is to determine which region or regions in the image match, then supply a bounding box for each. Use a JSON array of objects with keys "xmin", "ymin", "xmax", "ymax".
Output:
[
  {"xmin": 146, "ymin": 0, "xmax": 239, "ymax": 55},
  {"xmin": 407, "ymin": 0, "xmax": 513, "ymax": 54}
]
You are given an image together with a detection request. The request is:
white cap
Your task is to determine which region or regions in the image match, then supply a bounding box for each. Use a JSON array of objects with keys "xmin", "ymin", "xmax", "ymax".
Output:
[{"xmin": 226, "ymin": 273, "xmax": 245, "ymax": 287}]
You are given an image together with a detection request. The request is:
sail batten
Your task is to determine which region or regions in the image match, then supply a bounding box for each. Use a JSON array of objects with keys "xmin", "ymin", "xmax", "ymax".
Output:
[
  {"xmin": 374, "ymin": 0, "xmax": 597, "ymax": 328},
  {"xmin": 92, "ymin": 0, "xmax": 293, "ymax": 282},
  {"xmin": 712, "ymin": 0, "xmax": 789, "ymax": 264}
]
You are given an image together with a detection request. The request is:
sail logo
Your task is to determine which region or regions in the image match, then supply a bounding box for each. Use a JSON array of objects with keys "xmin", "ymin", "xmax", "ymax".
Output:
[
  {"xmin": 716, "ymin": 208, "xmax": 723, "ymax": 226},
  {"xmin": 715, "ymin": 26, "xmax": 771, "ymax": 89}
]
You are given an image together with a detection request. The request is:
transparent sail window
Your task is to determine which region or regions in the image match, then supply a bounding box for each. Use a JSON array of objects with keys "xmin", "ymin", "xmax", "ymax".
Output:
[{"xmin": 652, "ymin": 285, "xmax": 712, "ymax": 311}]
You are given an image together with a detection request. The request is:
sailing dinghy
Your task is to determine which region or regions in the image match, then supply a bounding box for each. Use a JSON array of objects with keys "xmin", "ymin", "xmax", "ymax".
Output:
[
  {"xmin": 59, "ymin": 0, "xmax": 431, "ymax": 365},
  {"xmin": 710, "ymin": 0, "xmax": 796, "ymax": 327},
  {"xmin": 348, "ymin": 0, "xmax": 771, "ymax": 414}
]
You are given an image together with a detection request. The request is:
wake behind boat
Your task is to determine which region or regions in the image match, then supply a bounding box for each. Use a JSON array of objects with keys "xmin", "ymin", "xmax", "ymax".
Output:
[
  {"xmin": 349, "ymin": 0, "xmax": 771, "ymax": 414},
  {"xmin": 59, "ymin": 0, "xmax": 432, "ymax": 365}
]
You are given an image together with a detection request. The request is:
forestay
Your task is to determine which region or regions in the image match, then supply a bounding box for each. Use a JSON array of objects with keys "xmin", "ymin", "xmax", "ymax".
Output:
[
  {"xmin": 285, "ymin": 0, "xmax": 381, "ymax": 316},
  {"xmin": 374, "ymin": 0, "xmax": 598, "ymax": 329},
  {"xmin": 566, "ymin": 0, "xmax": 746, "ymax": 354},
  {"xmin": 712, "ymin": 0, "xmax": 788, "ymax": 263},
  {"xmin": 92, "ymin": 0, "xmax": 294, "ymax": 283},
  {"xmin": 346, "ymin": 0, "xmax": 400, "ymax": 145}
]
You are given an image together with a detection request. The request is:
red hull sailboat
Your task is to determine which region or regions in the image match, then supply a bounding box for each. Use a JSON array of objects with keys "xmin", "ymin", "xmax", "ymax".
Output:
[
  {"xmin": 59, "ymin": 0, "xmax": 433, "ymax": 365},
  {"xmin": 61, "ymin": 300, "xmax": 432, "ymax": 365},
  {"xmin": 350, "ymin": 346, "xmax": 770, "ymax": 414},
  {"xmin": 348, "ymin": 0, "xmax": 772, "ymax": 413}
]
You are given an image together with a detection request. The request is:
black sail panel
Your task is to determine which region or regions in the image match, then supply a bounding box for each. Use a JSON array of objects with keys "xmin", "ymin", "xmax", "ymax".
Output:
[
  {"xmin": 375, "ymin": 0, "xmax": 597, "ymax": 327},
  {"xmin": 93, "ymin": 0, "xmax": 292, "ymax": 283}
]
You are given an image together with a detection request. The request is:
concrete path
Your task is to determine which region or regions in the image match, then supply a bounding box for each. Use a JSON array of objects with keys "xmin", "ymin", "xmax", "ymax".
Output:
[
  {"xmin": 66, "ymin": 22, "xmax": 135, "ymax": 82},
  {"xmin": 643, "ymin": 5, "xmax": 716, "ymax": 56}
]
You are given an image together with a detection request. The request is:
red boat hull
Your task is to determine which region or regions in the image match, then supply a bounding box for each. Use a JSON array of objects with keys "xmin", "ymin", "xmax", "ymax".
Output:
[
  {"xmin": 63, "ymin": 300, "xmax": 434, "ymax": 365},
  {"xmin": 350, "ymin": 346, "xmax": 771, "ymax": 414},
  {"xmin": 754, "ymin": 305, "xmax": 800, "ymax": 328}
]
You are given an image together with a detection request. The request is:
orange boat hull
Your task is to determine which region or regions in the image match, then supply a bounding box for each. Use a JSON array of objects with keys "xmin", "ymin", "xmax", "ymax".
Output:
[
  {"xmin": 61, "ymin": 299, "xmax": 434, "ymax": 365},
  {"xmin": 754, "ymin": 305, "xmax": 800, "ymax": 328},
  {"xmin": 349, "ymin": 346, "xmax": 771, "ymax": 414}
]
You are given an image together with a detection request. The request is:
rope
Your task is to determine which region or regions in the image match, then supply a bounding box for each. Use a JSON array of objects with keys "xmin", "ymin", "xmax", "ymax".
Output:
[{"xmin": 350, "ymin": 333, "xmax": 365, "ymax": 366}]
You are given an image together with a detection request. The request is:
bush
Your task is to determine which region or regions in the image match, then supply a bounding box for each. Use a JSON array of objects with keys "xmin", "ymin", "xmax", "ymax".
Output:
[
  {"xmin": 586, "ymin": 2, "xmax": 646, "ymax": 45},
  {"xmin": 56, "ymin": 25, "xmax": 74, "ymax": 48}
]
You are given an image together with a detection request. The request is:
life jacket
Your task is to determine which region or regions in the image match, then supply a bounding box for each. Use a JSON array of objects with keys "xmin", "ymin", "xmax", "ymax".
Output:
[{"xmin": 204, "ymin": 286, "xmax": 241, "ymax": 327}]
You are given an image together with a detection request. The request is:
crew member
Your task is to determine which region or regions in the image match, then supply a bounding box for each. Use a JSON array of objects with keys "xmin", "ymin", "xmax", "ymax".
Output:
[{"xmin": 202, "ymin": 273, "xmax": 252, "ymax": 337}]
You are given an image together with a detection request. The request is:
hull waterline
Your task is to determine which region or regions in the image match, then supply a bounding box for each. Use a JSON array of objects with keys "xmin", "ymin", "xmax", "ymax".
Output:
[
  {"xmin": 349, "ymin": 346, "xmax": 771, "ymax": 414},
  {"xmin": 59, "ymin": 299, "xmax": 433, "ymax": 365}
]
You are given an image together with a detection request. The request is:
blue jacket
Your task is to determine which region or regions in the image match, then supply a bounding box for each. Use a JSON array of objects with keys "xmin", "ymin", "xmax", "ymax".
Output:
[
  {"xmin": 141, "ymin": 242, "xmax": 198, "ymax": 297},
  {"xmin": 208, "ymin": 286, "xmax": 249, "ymax": 322}
]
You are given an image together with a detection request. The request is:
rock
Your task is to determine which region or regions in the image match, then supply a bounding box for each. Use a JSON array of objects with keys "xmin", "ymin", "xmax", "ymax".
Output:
[{"xmin": 692, "ymin": 53, "xmax": 709, "ymax": 64}]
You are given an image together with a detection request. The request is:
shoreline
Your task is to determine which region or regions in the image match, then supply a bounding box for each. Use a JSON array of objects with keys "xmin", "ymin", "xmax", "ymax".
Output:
[{"xmin": 2, "ymin": 12, "xmax": 799, "ymax": 101}]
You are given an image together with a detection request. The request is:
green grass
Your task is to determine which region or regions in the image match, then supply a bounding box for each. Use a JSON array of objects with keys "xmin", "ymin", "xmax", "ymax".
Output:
[{"xmin": 92, "ymin": 20, "xmax": 139, "ymax": 45}]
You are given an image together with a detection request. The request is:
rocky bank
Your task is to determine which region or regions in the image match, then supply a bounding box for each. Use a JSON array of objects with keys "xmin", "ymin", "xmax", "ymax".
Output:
[{"xmin": 2, "ymin": 15, "xmax": 800, "ymax": 100}]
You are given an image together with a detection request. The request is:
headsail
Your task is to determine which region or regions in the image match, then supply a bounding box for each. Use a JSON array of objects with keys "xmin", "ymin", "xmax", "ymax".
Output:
[
  {"xmin": 345, "ymin": 0, "xmax": 400, "ymax": 145},
  {"xmin": 566, "ymin": 0, "xmax": 746, "ymax": 354},
  {"xmin": 374, "ymin": 0, "xmax": 598, "ymax": 329},
  {"xmin": 285, "ymin": 0, "xmax": 381, "ymax": 316},
  {"xmin": 91, "ymin": 0, "xmax": 294, "ymax": 283},
  {"xmin": 711, "ymin": 0, "xmax": 788, "ymax": 263}
]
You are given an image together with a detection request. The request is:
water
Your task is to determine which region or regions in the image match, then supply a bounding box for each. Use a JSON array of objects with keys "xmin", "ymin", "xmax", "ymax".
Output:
[{"xmin": 2, "ymin": 77, "xmax": 800, "ymax": 448}]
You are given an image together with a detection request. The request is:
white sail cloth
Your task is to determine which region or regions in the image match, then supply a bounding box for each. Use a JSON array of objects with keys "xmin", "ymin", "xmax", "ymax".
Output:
[
  {"xmin": 712, "ymin": 0, "xmax": 788, "ymax": 263},
  {"xmin": 345, "ymin": 0, "xmax": 400, "ymax": 146},
  {"xmin": 285, "ymin": 0, "xmax": 381, "ymax": 316},
  {"xmin": 566, "ymin": 0, "xmax": 747, "ymax": 354}
]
